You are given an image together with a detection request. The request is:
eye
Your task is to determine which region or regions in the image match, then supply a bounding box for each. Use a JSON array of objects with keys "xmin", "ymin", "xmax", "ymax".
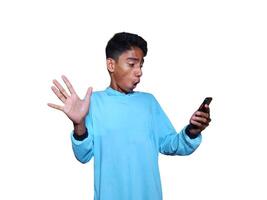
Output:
[
  {"xmin": 140, "ymin": 60, "xmax": 144, "ymax": 68},
  {"xmin": 128, "ymin": 63, "xmax": 135, "ymax": 67}
]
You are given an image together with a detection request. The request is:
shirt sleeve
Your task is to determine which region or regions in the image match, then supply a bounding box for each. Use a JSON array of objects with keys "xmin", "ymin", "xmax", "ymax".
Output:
[
  {"xmin": 70, "ymin": 102, "xmax": 94, "ymax": 164},
  {"xmin": 151, "ymin": 95, "xmax": 202, "ymax": 156}
]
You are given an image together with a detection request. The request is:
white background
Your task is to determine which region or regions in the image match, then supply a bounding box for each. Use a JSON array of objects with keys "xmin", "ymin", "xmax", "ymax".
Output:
[{"xmin": 0, "ymin": 0, "xmax": 266, "ymax": 199}]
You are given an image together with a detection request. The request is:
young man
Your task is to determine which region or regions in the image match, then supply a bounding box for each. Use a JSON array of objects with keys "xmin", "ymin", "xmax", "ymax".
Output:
[{"xmin": 48, "ymin": 32, "xmax": 211, "ymax": 200}]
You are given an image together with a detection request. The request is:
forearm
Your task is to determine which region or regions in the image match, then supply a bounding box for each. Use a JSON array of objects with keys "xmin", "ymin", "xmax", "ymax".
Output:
[
  {"xmin": 71, "ymin": 133, "xmax": 94, "ymax": 163},
  {"xmin": 159, "ymin": 127, "xmax": 202, "ymax": 156},
  {"xmin": 71, "ymin": 119, "xmax": 94, "ymax": 163}
]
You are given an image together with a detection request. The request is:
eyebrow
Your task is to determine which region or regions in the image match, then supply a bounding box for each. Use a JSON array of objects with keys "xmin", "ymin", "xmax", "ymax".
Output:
[{"xmin": 127, "ymin": 57, "xmax": 144, "ymax": 63}]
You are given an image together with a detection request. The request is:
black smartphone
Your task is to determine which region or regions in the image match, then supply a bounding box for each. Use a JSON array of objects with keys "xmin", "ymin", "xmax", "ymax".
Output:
[{"xmin": 197, "ymin": 97, "xmax": 212, "ymax": 113}]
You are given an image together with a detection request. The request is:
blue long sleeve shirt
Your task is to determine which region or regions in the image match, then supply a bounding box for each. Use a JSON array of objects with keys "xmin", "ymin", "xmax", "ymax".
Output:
[{"xmin": 71, "ymin": 87, "xmax": 202, "ymax": 200}]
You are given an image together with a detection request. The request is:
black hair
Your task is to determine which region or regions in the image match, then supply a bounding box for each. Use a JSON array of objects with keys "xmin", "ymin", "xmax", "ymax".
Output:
[{"xmin": 105, "ymin": 32, "xmax": 147, "ymax": 60}]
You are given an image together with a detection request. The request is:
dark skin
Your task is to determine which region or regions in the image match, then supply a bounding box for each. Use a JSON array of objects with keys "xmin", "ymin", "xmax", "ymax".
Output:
[{"xmin": 48, "ymin": 47, "xmax": 211, "ymax": 136}]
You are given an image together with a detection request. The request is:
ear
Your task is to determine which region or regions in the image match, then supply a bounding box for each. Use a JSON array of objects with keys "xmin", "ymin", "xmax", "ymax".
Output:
[{"xmin": 106, "ymin": 58, "xmax": 115, "ymax": 73}]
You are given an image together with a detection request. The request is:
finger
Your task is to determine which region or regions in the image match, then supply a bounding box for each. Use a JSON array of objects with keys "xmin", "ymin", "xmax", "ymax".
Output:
[
  {"xmin": 190, "ymin": 120, "xmax": 203, "ymax": 128},
  {"xmin": 196, "ymin": 111, "xmax": 210, "ymax": 118},
  {"xmin": 51, "ymin": 86, "xmax": 67, "ymax": 103},
  {"xmin": 53, "ymin": 79, "xmax": 69, "ymax": 98},
  {"xmin": 192, "ymin": 116, "xmax": 210, "ymax": 125},
  {"xmin": 84, "ymin": 87, "xmax": 93, "ymax": 104},
  {"xmin": 62, "ymin": 75, "xmax": 76, "ymax": 95},
  {"xmin": 191, "ymin": 119, "xmax": 209, "ymax": 130},
  {"xmin": 202, "ymin": 104, "xmax": 210, "ymax": 113},
  {"xmin": 204, "ymin": 104, "xmax": 210, "ymax": 113},
  {"xmin": 47, "ymin": 103, "xmax": 64, "ymax": 111}
]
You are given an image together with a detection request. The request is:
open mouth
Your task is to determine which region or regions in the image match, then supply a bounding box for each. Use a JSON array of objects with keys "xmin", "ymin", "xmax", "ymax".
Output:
[{"xmin": 133, "ymin": 81, "xmax": 140, "ymax": 88}]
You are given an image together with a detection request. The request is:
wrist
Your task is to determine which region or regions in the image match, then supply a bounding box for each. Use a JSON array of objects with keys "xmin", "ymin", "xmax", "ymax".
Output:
[
  {"xmin": 185, "ymin": 124, "xmax": 200, "ymax": 139},
  {"xmin": 73, "ymin": 120, "xmax": 86, "ymax": 136}
]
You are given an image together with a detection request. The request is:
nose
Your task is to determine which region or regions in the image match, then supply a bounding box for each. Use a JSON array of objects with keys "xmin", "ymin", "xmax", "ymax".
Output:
[{"xmin": 134, "ymin": 66, "xmax": 142, "ymax": 77}]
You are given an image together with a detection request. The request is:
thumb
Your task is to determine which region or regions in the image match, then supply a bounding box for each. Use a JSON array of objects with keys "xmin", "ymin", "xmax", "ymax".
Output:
[{"xmin": 84, "ymin": 87, "xmax": 93, "ymax": 104}]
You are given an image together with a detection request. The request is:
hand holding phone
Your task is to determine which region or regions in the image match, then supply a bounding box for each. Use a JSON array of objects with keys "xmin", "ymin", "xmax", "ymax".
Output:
[{"xmin": 188, "ymin": 97, "xmax": 212, "ymax": 131}]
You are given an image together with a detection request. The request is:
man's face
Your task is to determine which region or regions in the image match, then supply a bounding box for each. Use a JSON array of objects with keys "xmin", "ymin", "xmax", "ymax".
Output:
[{"xmin": 107, "ymin": 47, "xmax": 144, "ymax": 94}]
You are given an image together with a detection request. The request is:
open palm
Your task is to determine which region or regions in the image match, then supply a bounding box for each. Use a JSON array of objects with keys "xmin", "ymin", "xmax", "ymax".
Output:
[{"xmin": 48, "ymin": 75, "xmax": 92, "ymax": 124}]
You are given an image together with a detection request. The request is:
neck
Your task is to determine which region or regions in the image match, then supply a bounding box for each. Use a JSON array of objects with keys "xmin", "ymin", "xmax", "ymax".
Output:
[{"xmin": 109, "ymin": 81, "xmax": 130, "ymax": 94}]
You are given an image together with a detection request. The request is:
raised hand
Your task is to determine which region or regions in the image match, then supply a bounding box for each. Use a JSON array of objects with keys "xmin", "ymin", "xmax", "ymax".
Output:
[{"xmin": 48, "ymin": 75, "xmax": 93, "ymax": 125}]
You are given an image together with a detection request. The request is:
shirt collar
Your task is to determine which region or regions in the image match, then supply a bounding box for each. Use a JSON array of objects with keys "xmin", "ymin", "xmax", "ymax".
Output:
[{"xmin": 105, "ymin": 87, "xmax": 135, "ymax": 96}]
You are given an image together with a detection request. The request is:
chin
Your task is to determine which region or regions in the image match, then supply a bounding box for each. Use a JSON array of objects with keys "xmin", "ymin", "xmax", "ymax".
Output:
[
  {"xmin": 123, "ymin": 84, "xmax": 136, "ymax": 93},
  {"xmin": 121, "ymin": 87, "xmax": 132, "ymax": 94},
  {"xmin": 126, "ymin": 87, "xmax": 135, "ymax": 93},
  {"xmin": 127, "ymin": 88, "xmax": 134, "ymax": 93}
]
